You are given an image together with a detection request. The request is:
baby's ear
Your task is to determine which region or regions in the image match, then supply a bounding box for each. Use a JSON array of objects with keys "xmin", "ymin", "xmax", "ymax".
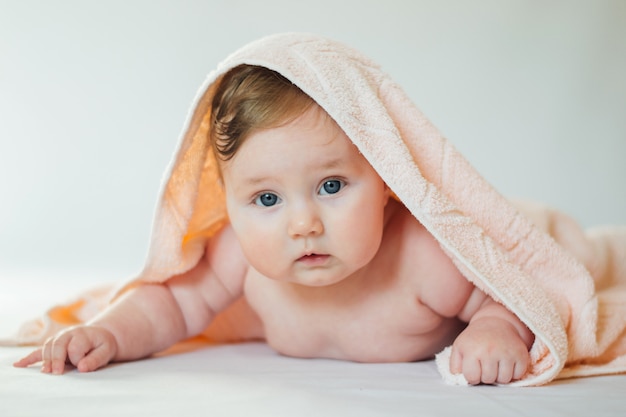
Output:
[
  {"xmin": 383, "ymin": 182, "xmax": 392, "ymax": 204},
  {"xmin": 385, "ymin": 185, "xmax": 401, "ymax": 206}
]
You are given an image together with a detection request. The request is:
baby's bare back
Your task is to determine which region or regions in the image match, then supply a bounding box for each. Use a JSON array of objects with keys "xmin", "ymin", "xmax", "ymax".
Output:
[{"xmin": 204, "ymin": 203, "xmax": 473, "ymax": 363}]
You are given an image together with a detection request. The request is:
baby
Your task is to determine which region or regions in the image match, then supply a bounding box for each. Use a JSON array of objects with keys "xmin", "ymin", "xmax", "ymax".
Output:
[{"xmin": 15, "ymin": 65, "xmax": 534, "ymax": 385}]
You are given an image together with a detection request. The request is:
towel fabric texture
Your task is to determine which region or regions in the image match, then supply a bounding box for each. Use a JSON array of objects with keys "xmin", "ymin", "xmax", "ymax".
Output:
[{"xmin": 5, "ymin": 33, "xmax": 626, "ymax": 386}]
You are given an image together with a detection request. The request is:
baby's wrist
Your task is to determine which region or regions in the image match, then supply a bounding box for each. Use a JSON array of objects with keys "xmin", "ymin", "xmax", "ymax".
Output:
[{"xmin": 470, "ymin": 309, "xmax": 534, "ymax": 348}]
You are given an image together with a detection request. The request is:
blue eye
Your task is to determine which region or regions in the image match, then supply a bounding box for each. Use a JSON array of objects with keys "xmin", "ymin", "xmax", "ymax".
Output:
[
  {"xmin": 319, "ymin": 179, "xmax": 343, "ymax": 195},
  {"xmin": 255, "ymin": 193, "xmax": 280, "ymax": 207}
]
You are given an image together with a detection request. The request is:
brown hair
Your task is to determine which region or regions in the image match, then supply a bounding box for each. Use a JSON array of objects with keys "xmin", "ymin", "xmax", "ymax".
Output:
[{"xmin": 210, "ymin": 65, "xmax": 314, "ymax": 161}]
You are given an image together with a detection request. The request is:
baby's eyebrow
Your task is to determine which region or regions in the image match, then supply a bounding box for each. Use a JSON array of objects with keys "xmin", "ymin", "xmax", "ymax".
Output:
[
  {"xmin": 240, "ymin": 175, "xmax": 273, "ymax": 187},
  {"xmin": 319, "ymin": 158, "xmax": 344, "ymax": 170},
  {"xmin": 238, "ymin": 157, "xmax": 347, "ymax": 187}
]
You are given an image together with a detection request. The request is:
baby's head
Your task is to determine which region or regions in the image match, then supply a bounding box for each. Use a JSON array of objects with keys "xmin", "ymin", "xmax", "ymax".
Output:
[
  {"xmin": 210, "ymin": 65, "xmax": 314, "ymax": 162},
  {"xmin": 209, "ymin": 65, "xmax": 390, "ymax": 286}
]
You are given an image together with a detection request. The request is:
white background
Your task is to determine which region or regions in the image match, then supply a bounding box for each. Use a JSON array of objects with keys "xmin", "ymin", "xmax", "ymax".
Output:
[{"xmin": 1, "ymin": 0, "xmax": 625, "ymax": 280}]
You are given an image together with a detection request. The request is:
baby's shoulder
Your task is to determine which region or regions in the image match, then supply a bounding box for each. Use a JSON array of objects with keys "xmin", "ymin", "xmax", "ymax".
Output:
[
  {"xmin": 378, "ymin": 200, "xmax": 443, "ymax": 274},
  {"xmin": 381, "ymin": 199, "xmax": 473, "ymax": 317},
  {"xmin": 204, "ymin": 223, "xmax": 250, "ymax": 288}
]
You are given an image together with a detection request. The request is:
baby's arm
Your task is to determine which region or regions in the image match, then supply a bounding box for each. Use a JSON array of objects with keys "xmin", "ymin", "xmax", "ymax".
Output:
[
  {"xmin": 14, "ymin": 225, "xmax": 248, "ymax": 375},
  {"xmin": 15, "ymin": 282, "xmax": 192, "ymax": 374},
  {"xmin": 450, "ymin": 288, "xmax": 534, "ymax": 385}
]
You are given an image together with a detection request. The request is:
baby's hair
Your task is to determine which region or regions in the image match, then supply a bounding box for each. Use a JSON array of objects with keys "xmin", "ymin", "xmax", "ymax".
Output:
[{"xmin": 210, "ymin": 65, "xmax": 314, "ymax": 161}]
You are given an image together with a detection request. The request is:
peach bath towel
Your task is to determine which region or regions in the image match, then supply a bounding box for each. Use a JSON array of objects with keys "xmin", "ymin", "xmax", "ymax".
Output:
[{"xmin": 4, "ymin": 33, "xmax": 626, "ymax": 386}]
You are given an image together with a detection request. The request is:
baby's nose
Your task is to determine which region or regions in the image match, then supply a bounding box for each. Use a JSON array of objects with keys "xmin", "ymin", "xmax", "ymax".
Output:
[{"xmin": 287, "ymin": 206, "xmax": 323, "ymax": 237}]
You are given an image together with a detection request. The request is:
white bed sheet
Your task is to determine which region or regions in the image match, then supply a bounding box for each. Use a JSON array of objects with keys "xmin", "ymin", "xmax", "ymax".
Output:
[{"xmin": 1, "ymin": 268, "xmax": 625, "ymax": 417}]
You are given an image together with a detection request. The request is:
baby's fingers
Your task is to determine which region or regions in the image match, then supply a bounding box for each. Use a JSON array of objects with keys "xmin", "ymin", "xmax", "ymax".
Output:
[
  {"xmin": 13, "ymin": 327, "xmax": 117, "ymax": 375},
  {"xmin": 449, "ymin": 348, "xmax": 481, "ymax": 385},
  {"xmin": 75, "ymin": 341, "xmax": 115, "ymax": 373},
  {"xmin": 44, "ymin": 335, "xmax": 73, "ymax": 375},
  {"xmin": 66, "ymin": 333, "xmax": 98, "ymax": 369},
  {"xmin": 13, "ymin": 348, "xmax": 43, "ymax": 368},
  {"xmin": 512, "ymin": 356, "xmax": 530, "ymax": 381},
  {"xmin": 449, "ymin": 347, "xmax": 463, "ymax": 375}
]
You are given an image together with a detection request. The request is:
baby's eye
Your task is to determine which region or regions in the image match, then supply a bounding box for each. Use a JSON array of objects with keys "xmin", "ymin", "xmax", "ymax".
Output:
[
  {"xmin": 254, "ymin": 193, "xmax": 280, "ymax": 207},
  {"xmin": 319, "ymin": 179, "xmax": 344, "ymax": 195}
]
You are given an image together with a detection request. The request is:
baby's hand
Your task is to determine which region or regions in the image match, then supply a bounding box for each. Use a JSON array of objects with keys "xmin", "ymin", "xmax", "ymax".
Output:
[
  {"xmin": 13, "ymin": 325, "xmax": 118, "ymax": 375},
  {"xmin": 449, "ymin": 317, "xmax": 530, "ymax": 385}
]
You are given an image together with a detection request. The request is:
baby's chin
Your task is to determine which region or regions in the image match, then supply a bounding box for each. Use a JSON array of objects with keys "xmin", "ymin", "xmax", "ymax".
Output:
[
  {"xmin": 292, "ymin": 275, "xmax": 347, "ymax": 287},
  {"xmin": 256, "ymin": 266, "xmax": 351, "ymax": 287}
]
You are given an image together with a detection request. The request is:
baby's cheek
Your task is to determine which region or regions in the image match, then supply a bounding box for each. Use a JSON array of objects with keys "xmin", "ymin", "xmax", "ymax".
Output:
[
  {"xmin": 340, "ymin": 215, "xmax": 383, "ymax": 265},
  {"xmin": 240, "ymin": 229, "xmax": 283, "ymax": 277}
]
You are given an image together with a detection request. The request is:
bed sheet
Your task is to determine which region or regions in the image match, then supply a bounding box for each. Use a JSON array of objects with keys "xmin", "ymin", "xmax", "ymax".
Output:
[{"xmin": 1, "ymin": 268, "xmax": 625, "ymax": 417}]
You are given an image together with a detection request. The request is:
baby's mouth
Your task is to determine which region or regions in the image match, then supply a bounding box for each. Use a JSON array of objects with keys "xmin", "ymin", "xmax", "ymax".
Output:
[{"xmin": 297, "ymin": 253, "xmax": 330, "ymax": 264}]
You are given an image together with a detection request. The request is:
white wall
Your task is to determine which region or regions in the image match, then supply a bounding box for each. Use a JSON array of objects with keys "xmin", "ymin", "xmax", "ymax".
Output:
[{"xmin": 1, "ymin": 0, "xmax": 625, "ymax": 278}]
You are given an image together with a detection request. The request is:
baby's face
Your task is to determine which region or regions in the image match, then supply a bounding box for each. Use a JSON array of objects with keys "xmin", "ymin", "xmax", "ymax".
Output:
[{"xmin": 221, "ymin": 104, "xmax": 389, "ymax": 286}]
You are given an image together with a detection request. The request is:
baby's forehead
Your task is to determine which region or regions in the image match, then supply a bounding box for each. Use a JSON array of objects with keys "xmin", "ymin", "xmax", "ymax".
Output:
[
  {"xmin": 250, "ymin": 104, "xmax": 349, "ymax": 146},
  {"xmin": 221, "ymin": 113, "xmax": 371, "ymax": 177}
]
